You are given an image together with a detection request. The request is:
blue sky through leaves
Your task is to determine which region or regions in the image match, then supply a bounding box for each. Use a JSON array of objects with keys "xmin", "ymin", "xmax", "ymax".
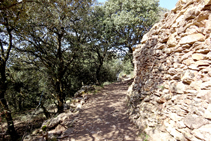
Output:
[{"xmin": 97, "ymin": 0, "xmax": 178, "ymax": 10}]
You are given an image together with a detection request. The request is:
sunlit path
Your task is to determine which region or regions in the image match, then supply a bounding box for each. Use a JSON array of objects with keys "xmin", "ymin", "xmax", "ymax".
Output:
[{"xmin": 61, "ymin": 80, "xmax": 142, "ymax": 141}]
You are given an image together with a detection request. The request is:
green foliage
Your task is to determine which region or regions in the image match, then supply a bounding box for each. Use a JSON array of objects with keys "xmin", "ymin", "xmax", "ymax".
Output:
[
  {"xmin": 121, "ymin": 59, "xmax": 134, "ymax": 75},
  {"xmin": 99, "ymin": 57, "xmax": 122, "ymax": 82},
  {"xmin": 101, "ymin": 0, "xmax": 160, "ymax": 62},
  {"xmin": 157, "ymin": 85, "xmax": 164, "ymax": 90},
  {"xmin": 139, "ymin": 132, "xmax": 149, "ymax": 141},
  {"xmin": 41, "ymin": 125, "xmax": 47, "ymax": 131},
  {"xmin": 49, "ymin": 138, "xmax": 57, "ymax": 141},
  {"xmin": 102, "ymin": 81, "xmax": 112, "ymax": 86}
]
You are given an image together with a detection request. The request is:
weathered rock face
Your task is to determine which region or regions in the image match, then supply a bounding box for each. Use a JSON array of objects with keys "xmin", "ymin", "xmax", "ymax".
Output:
[{"xmin": 127, "ymin": 0, "xmax": 211, "ymax": 140}]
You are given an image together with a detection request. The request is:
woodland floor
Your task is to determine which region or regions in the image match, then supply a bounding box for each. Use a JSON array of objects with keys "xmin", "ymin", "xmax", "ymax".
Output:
[{"xmin": 60, "ymin": 80, "xmax": 142, "ymax": 141}]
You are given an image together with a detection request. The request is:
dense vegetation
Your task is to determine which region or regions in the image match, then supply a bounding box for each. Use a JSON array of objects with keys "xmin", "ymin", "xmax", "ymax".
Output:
[{"xmin": 0, "ymin": 0, "xmax": 168, "ymax": 140}]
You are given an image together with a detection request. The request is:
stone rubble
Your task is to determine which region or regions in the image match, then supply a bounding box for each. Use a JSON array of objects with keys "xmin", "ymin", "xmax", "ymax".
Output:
[
  {"xmin": 74, "ymin": 85, "xmax": 95, "ymax": 98},
  {"xmin": 23, "ymin": 85, "xmax": 93, "ymax": 141},
  {"xmin": 127, "ymin": 0, "xmax": 211, "ymax": 140}
]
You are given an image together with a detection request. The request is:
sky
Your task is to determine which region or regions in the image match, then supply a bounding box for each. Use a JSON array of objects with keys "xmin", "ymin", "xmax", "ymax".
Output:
[{"xmin": 97, "ymin": 0, "xmax": 178, "ymax": 10}]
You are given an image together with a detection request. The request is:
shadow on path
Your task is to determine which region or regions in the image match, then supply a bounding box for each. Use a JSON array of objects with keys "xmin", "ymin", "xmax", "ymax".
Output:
[{"xmin": 61, "ymin": 80, "xmax": 142, "ymax": 141}]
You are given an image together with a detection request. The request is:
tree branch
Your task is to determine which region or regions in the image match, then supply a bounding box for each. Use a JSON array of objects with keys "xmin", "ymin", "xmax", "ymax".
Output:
[
  {"xmin": 4, "ymin": 28, "xmax": 13, "ymax": 61},
  {"xmin": 0, "ymin": 40, "xmax": 5, "ymax": 59}
]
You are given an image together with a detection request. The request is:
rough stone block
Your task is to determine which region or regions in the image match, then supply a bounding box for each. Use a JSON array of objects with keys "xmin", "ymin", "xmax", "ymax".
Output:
[
  {"xmin": 204, "ymin": 0, "xmax": 211, "ymax": 6},
  {"xmin": 180, "ymin": 34, "xmax": 205, "ymax": 45},
  {"xmin": 192, "ymin": 124, "xmax": 211, "ymax": 140},
  {"xmin": 192, "ymin": 53, "xmax": 205, "ymax": 61},
  {"xmin": 204, "ymin": 105, "xmax": 211, "ymax": 119},
  {"xmin": 183, "ymin": 114, "xmax": 208, "ymax": 129},
  {"xmin": 141, "ymin": 34, "xmax": 149, "ymax": 44},
  {"xmin": 167, "ymin": 34, "xmax": 177, "ymax": 47},
  {"xmin": 181, "ymin": 70, "xmax": 195, "ymax": 84}
]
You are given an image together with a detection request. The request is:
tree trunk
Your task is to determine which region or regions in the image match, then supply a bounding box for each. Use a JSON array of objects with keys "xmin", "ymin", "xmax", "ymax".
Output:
[
  {"xmin": 18, "ymin": 98, "xmax": 22, "ymax": 111},
  {"xmin": 40, "ymin": 103, "xmax": 50, "ymax": 118},
  {"xmin": 57, "ymin": 100, "xmax": 63, "ymax": 114},
  {"xmin": 56, "ymin": 31, "xmax": 65, "ymax": 114},
  {"xmin": 128, "ymin": 47, "xmax": 134, "ymax": 67},
  {"xmin": 96, "ymin": 63, "xmax": 103, "ymax": 85},
  {"xmin": 96, "ymin": 49, "xmax": 104, "ymax": 85},
  {"xmin": 0, "ymin": 98, "xmax": 19, "ymax": 140},
  {"xmin": 0, "ymin": 62, "xmax": 19, "ymax": 140},
  {"xmin": 56, "ymin": 81, "xmax": 64, "ymax": 114}
]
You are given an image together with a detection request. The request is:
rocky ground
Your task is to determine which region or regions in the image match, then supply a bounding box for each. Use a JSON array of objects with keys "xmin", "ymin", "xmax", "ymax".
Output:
[{"xmin": 22, "ymin": 79, "xmax": 143, "ymax": 141}]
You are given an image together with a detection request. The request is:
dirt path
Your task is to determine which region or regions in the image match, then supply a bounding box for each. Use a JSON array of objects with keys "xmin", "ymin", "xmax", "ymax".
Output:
[{"xmin": 63, "ymin": 80, "xmax": 142, "ymax": 141}]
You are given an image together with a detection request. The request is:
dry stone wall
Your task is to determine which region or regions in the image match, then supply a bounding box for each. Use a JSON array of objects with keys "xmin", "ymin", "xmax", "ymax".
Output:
[{"xmin": 127, "ymin": 0, "xmax": 211, "ymax": 140}]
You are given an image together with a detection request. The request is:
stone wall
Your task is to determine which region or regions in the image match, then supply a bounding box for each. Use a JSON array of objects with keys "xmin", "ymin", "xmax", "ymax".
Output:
[{"xmin": 127, "ymin": 0, "xmax": 211, "ymax": 140}]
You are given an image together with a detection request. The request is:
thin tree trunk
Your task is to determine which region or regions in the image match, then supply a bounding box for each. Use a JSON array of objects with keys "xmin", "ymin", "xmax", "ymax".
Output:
[
  {"xmin": 96, "ymin": 49, "xmax": 104, "ymax": 85},
  {"xmin": 56, "ymin": 31, "xmax": 65, "ymax": 114},
  {"xmin": 96, "ymin": 63, "xmax": 103, "ymax": 85},
  {"xmin": 56, "ymin": 81, "xmax": 64, "ymax": 114},
  {"xmin": 18, "ymin": 96, "xmax": 22, "ymax": 111},
  {"xmin": 0, "ymin": 62, "xmax": 19, "ymax": 140},
  {"xmin": 128, "ymin": 47, "xmax": 134, "ymax": 67},
  {"xmin": 40, "ymin": 103, "xmax": 50, "ymax": 118}
]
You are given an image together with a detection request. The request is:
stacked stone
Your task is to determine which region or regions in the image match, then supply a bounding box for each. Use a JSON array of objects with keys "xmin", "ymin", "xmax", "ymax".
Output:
[{"xmin": 127, "ymin": 0, "xmax": 211, "ymax": 140}]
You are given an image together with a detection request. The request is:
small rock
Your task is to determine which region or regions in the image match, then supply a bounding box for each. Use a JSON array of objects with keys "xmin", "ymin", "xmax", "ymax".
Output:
[
  {"xmin": 201, "ymin": 81, "xmax": 211, "ymax": 90},
  {"xmin": 156, "ymin": 98, "xmax": 166, "ymax": 104},
  {"xmin": 196, "ymin": 60, "xmax": 210, "ymax": 66},
  {"xmin": 192, "ymin": 124, "xmax": 211, "ymax": 141},
  {"xmin": 195, "ymin": 48, "xmax": 210, "ymax": 54},
  {"xmin": 190, "ymin": 81, "xmax": 202, "ymax": 91},
  {"xmin": 174, "ymin": 82, "xmax": 186, "ymax": 94},
  {"xmin": 188, "ymin": 64, "xmax": 199, "ymax": 70},
  {"xmin": 32, "ymin": 129, "xmax": 39, "ymax": 135},
  {"xmin": 80, "ymin": 99, "xmax": 85, "ymax": 105},
  {"xmin": 197, "ymin": 90, "xmax": 210, "ymax": 98},
  {"xmin": 177, "ymin": 121, "xmax": 186, "ymax": 129},
  {"xmin": 181, "ymin": 70, "xmax": 195, "ymax": 85},
  {"xmin": 192, "ymin": 53, "xmax": 206, "ymax": 61},
  {"xmin": 183, "ymin": 114, "xmax": 208, "ymax": 129},
  {"xmin": 23, "ymin": 135, "xmax": 33, "ymax": 141},
  {"xmin": 168, "ymin": 113, "xmax": 183, "ymax": 121},
  {"xmin": 156, "ymin": 43, "xmax": 165, "ymax": 50},
  {"xmin": 167, "ymin": 34, "xmax": 177, "ymax": 47},
  {"xmin": 66, "ymin": 100, "xmax": 71, "ymax": 104},
  {"xmin": 180, "ymin": 34, "xmax": 205, "ymax": 45},
  {"xmin": 204, "ymin": 0, "xmax": 211, "ymax": 6},
  {"xmin": 141, "ymin": 33, "xmax": 149, "ymax": 44},
  {"xmin": 204, "ymin": 105, "xmax": 211, "ymax": 119},
  {"xmin": 168, "ymin": 68, "xmax": 177, "ymax": 75},
  {"xmin": 172, "ymin": 74, "xmax": 181, "ymax": 80},
  {"xmin": 75, "ymin": 104, "xmax": 82, "ymax": 112},
  {"xmin": 167, "ymin": 128, "xmax": 184, "ymax": 140}
]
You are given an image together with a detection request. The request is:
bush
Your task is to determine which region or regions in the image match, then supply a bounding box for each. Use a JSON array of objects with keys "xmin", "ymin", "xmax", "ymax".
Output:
[{"xmin": 121, "ymin": 59, "xmax": 133, "ymax": 75}]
